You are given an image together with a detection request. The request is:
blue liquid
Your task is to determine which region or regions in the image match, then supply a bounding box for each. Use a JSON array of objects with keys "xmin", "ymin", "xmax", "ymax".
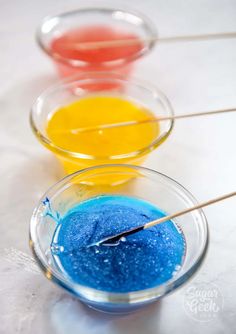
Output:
[{"xmin": 51, "ymin": 195, "xmax": 185, "ymax": 293}]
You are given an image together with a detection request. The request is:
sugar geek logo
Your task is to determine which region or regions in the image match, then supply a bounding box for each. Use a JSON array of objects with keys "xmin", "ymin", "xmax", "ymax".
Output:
[{"xmin": 183, "ymin": 282, "xmax": 223, "ymax": 322}]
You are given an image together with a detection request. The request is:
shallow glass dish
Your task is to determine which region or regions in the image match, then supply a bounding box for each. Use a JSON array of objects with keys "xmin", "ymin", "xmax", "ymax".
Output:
[
  {"xmin": 36, "ymin": 7, "xmax": 157, "ymax": 79},
  {"xmin": 30, "ymin": 73, "xmax": 174, "ymax": 175},
  {"xmin": 30, "ymin": 164, "xmax": 209, "ymax": 314}
]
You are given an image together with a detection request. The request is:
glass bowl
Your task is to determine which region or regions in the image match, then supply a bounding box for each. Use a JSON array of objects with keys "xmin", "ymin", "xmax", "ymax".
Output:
[
  {"xmin": 30, "ymin": 72, "xmax": 174, "ymax": 175},
  {"xmin": 36, "ymin": 7, "xmax": 157, "ymax": 79},
  {"xmin": 30, "ymin": 164, "xmax": 209, "ymax": 314}
]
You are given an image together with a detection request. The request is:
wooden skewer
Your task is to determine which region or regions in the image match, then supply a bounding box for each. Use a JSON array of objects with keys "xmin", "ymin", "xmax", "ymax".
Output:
[
  {"xmin": 54, "ymin": 107, "xmax": 236, "ymax": 135},
  {"xmin": 89, "ymin": 191, "xmax": 236, "ymax": 247},
  {"xmin": 63, "ymin": 31, "xmax": 236, "ymax": 50}
]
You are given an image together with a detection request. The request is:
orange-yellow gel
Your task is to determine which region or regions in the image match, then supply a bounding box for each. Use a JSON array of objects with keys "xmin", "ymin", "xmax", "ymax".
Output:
[{"xmin": 46, "ymin": 96, "xmax": 160, "ymax": 173}]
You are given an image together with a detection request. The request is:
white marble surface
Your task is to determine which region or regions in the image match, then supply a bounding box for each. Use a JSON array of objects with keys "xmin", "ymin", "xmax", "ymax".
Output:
[{"xmin": 1, "ymin": 0, "xmax": 236, "ymax": 333}]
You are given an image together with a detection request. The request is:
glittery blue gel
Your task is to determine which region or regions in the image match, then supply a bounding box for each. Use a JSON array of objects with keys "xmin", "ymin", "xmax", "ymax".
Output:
[{"xmin": 51, "ymin": 195, "xmax": 185, "ymax": 292}]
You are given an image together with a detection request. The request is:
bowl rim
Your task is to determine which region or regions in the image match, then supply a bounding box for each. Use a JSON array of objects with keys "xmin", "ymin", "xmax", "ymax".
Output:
[
  {"xmin": 30, "ymin": 73, "xmax": 175, "ymax": 160},
  {"xmin": 29, "ymin": 164, "xmax": 209, "ymax": 305},
  {"xmin": 36, "ymin": 6, "xmax": 158, "ymax": 67}
]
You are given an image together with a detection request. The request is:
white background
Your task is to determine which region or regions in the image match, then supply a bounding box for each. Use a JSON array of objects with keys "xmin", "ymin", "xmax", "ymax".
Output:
[{"xmin": 1, "ymin": 0, "xmax": 236, "ymax": 333}]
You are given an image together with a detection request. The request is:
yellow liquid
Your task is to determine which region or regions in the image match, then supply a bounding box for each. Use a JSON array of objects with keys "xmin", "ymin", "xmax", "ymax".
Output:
[{"xmin": 46, "ymin": 96, "xmax": 160, "ymax": 174}]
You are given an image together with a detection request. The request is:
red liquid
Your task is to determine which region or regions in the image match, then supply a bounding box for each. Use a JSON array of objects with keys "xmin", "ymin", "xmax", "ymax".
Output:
[{"xmin": 50, "ymin": 25, "xmax": 143, "ymax": 84}]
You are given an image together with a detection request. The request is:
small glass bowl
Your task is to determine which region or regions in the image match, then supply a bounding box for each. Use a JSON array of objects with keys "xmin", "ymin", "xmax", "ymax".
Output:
[
  {"xmin": 30, "ymin": 164, "xmax": 209, "ymax": 314},
  {"xmin": 36, "ymin": 7, "xmax": 157, "ymax": 79},
  {"xmin": 30, "ymin": 72, "xmax": 174, "ymax": 175}
]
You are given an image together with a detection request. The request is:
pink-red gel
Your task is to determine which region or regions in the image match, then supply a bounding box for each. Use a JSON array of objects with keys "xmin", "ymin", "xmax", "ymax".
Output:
[{"xmin": 50, "ymin": 25, "xmax": 143, "ymax": 79}]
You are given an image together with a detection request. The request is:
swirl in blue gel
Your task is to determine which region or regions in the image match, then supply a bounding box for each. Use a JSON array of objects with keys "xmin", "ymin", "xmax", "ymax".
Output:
[{"xmin": 51, "ymin": 195, "xmax": 185, "ymax": 293}]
